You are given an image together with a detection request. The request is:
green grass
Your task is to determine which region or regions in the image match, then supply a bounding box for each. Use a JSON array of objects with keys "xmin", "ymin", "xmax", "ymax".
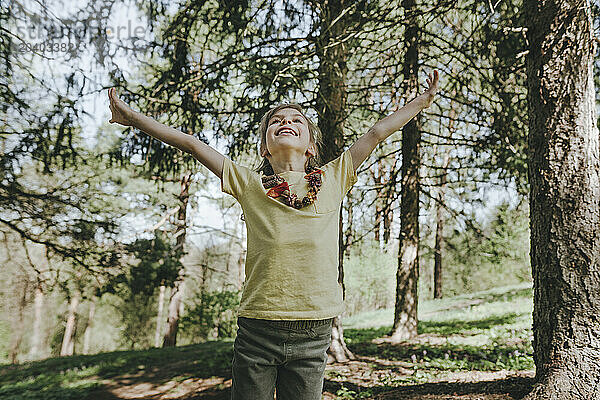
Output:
[
  {"xmin": 343, "ymin": 282, "xmax": 534, "ymax": 377},
  {"xmin": 0, "ymin": 340, "xmax": 233, "ymax": 400},
  {"xmin": 0, "ymin": 283, "xmax": 534, "ymax": 399}
]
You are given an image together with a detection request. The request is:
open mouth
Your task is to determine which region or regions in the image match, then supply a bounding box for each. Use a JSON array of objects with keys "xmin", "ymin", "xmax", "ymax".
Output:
[{"xmin": 276, "ymin": 127, "xmax": 298, "ymax": 136}]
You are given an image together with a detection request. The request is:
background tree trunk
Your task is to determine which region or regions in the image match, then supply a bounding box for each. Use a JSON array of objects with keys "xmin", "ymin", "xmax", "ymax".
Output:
[
  {"xmin": 163, "ymin": 171, "xmax": 191, "ymax": 347},
  {"xmin": 524, "ymin": 0, "xmax": 600, "ymax": 398},
  {"xmin": 390, "ymin": 0, "xmax": 421, "ymax": 341},
  {"xmin": 433, "ymin": 153, "xmax": 448, "ymax": 299},
  {"xmin": 82, "ymin": 297, "xmax": 96, "ymax": 354},
  {"xmin": 373, "ymin": 161, "xmax": 384, "ymax": 244},
  {"xmin": 154, "ymin": 285, "xmax": 165, "ymax": 348},
  {"xmin": 60, "ymin": 291, "xmax": 79, "ymax": 356},
  {"xmin": 29, "ymin": 281, "xmax": 44, "ymax": 359},
  {"xmin": 433, "ymin": 78, "xmax": 458, "ymax": 299},
  {"xmin": 9, "ymin": 277, "xmax": 28, "ymax": 364}
]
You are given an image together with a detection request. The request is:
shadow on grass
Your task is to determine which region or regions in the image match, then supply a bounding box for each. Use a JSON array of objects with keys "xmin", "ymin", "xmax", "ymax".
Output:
[
  {"xmin": 0, "ymin": 341, "xmax": 233, "ymax": 400},
  {"xmin": 422, "ymin": 286, "xmax": 533, "ymax": 317},
  {"xmin": 345, "ymin": 311, "xmax": 527, "ymax": 341},
  {"xmin": 419, "ymin": 312, "xmax": 524, "ymax": 335},
  {"xmin": 344, "ymin": 313, "xmax": 534, "ymax": 372},
  {"xmin": 324, "ymin": 375, "xmax": 534, "ymax": 399}
]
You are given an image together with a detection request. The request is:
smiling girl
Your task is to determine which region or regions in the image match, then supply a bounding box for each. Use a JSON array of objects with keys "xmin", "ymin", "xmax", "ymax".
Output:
[{"xmin": 107, "ymin": 69, "xmax": 439, "ymax": 399}]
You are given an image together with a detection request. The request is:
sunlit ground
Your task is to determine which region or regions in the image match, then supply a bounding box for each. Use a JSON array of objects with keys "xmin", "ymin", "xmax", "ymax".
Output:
[{"xmin": 0, "ymin": 283, "xmax": 534, "ymax": 400}]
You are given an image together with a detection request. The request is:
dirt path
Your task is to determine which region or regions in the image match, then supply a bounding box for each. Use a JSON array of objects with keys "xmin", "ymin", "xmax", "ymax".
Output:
[{"xmin": 86, "ymin": 358, "xmax": 534, "ymax": 399}]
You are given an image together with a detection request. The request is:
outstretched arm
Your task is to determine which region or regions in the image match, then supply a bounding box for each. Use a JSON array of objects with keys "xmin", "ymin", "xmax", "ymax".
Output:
[
  {"xmin": 108, "ymin": 88, "xmax": 225, "ymax": 179},
  {"xmin": 349, "ymin": 70, "xmax": 439, "ymax": 173}
]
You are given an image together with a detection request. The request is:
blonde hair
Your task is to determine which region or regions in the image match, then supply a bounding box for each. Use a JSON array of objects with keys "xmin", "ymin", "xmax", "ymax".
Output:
[{"xmin": 255, "ymin": 103, "xmax": 323, "ymax": 175}]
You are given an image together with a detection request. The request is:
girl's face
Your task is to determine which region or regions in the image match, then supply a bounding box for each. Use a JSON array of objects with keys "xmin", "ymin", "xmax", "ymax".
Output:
[{"xmin": 262, "ymin": 107, "xmax": 315, "ymax": 159}]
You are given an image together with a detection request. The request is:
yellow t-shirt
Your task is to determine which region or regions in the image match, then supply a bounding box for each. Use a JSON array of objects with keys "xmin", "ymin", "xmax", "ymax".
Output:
[{"xmin": 221, "ymin": 148, "xmax": 358, "ymax": 320}]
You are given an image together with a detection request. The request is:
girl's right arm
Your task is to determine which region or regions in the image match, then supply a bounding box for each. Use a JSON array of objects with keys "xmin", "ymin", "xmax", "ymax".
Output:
[{"xmin": 108, "ymin": 88, "xmax": 224, "ymax": 179}]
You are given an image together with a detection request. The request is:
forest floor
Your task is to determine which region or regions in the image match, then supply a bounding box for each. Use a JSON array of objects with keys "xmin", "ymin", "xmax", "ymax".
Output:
[{"xmin": 0, "ymin": 283, "xmax": 535, "ymax": 400}]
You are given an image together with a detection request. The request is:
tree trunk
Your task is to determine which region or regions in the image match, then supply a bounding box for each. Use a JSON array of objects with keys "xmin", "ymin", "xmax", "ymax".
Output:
[
  {"xmin": 314, "ymin": 0, "xmax": 355, "ymax": 363},
  {"xmin": 327, "ymin": 316, "xmax": 354, "ymax": 363},
  {"xmin": 523, "ymin": 1, "xmax": 600, "ymax": 399},
  {"xmin": 155, "ymin": 285, "xmax": 165, "ymax": 347},
  {"xmin": 345, "ymin": 191, "xmax": 353, "ymax": 248},
  {"xmin": 163, "ymin": 171, "xmax": 191, "ymax": 347},
  {"xmin": 383, "ymin": 156, "xmax": 399, "ymax": 247},
  {"xmin": 372, "ymin": 160, "xmax": 383, "ymax": 244},
  {"xmin": 9, "ymin": 278, "xmax": 28, "ymax": 364},
  {"xmin": 82, "ymin": 297, "xmax": 96, "ymax": 354},
  {"xmin": 433, "ymin": 72, "xmax": 457, "ymax": 299},
  {"xmin": 29, "ymin": 281, "xmax": 44, "ymax": 359},
  {"xmin": 389, "ymin": 0, "xmax": 421, "ymax": 341},
  {"xmin": 60, "ymin": 291, "xmax": 79, "ymax": 356},
  {"xmin": 433, "ymin": 151, "xmax": 449, "ymax": 299}
]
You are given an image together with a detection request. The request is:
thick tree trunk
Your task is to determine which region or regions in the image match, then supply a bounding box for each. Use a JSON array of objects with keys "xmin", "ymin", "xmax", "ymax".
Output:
[
  {"xmin": 163, "ymin": 171, "xmax": 191, "ymax": 347},
  {"xmin": 523, "ymin": 1, "xmax": 600, "ymax": 399},
  {"xmin": 314, "ymin": 0, "xmax": 348, "ymax": 162},
  {"xmin": 163, "ymin": 284, "xmax": 183, "ymax": 347},
  {"xmin": 29, "ymin": 281, "xmax": 44, "ymax": 359},
  {"xmin": 314, "ymin": 0, "xmax": 355, "ymax": 363},
  {"xmin": 390, "ymin": 0, "xmax": 421, "ymax": 341},
  {"xmin": 154, "ymin": 285, "xmax": 165, "ymax": 348},
  {"xmin": 60, "ymin": 291, "xmax": 79, "ymax": 356},
  {"xmin": 327, "ymin": 316, "xmax": 354, "ymax": 363},
  {"xmin": 82, "ymin": 297, "xmax": 96, "ymax": 354}
]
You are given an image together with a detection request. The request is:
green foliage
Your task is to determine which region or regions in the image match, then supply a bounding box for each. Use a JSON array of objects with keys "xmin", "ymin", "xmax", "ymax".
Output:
[
  {"xmin": 420, "ymin": 201, "xmax": 531, "ymax": 297},
  {"xmin": 101, "ymin": 231, "xmax": 184, "ymax": 349},
  {"xmin": 109, "ymin": 292, "xmax": 157, "ymax": 350},
  {"xmin": 105, "ymin": 230, "xmax": 182, "ymax": 297},
  {"xmin": 344, "ymin": 242, "xmax": 396, "ymax": 316},
  {"xmin": 181, "ymin": 290, "xmax": 241, "ymax": 341}
]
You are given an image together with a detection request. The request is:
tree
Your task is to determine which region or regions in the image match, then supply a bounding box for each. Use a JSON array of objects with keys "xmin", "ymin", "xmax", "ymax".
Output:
[
  {"xmin": 523, "ymin": 0, "xmax": 600, "ymax": 398},
  {"xmin": 104, "ymin": 230, "xmax": 182, "ymax": 349},
  {"xmin": 312, "ymin": 0, "xmax": 356, "ymax": 362},
  {"xmin": 0, "ymin": 1, "xmax": 128, "ymax": 273},
  {"xmin": 388, "ymin": 0, "xmax": 422, "ymax": 342}
]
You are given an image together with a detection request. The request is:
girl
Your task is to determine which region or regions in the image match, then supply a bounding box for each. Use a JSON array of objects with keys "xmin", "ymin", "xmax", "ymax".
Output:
[{"xmin": 108, "ymin": 69, "xmax": 439, "ymax": 400}]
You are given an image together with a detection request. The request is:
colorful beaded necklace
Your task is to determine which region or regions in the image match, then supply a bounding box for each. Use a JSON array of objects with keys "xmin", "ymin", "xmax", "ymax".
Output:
[{"xmin": 261, "ymin": 166, "xmax": 323, "ymax": 209}]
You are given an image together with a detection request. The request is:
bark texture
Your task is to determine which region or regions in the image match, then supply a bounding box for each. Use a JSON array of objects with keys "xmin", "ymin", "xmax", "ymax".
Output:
[
  {"xmin": 163, "ymin": 171, "xmax": 191, "ymax": 347},
  {"xmin": 82, "ymin": 298, "xmax": 96, "ymax": 354},
  {"xmin": 390, "ymin": 0, "xmax": 421, "ymax": 341},
  {"xmin": 314, "ymin": 0, "xmax": 354, "ymax": 362},
  {"xmin": 433, "ymin": 152, "xmax": 447, "ymax": 299},
  {"xmin": 433, "ymin": 96, "xmax": 455, "ymax": 299},
  {"xmin": 60, "ymin": 291, "xmax": 79, "ymax": 356},
  {"xmin": 524, "ymin": 0, "xmax": 600, "ymax": 398},
  {"xmin": 154, "ymin": 285, "xmax": 165, "ymax": 348}
]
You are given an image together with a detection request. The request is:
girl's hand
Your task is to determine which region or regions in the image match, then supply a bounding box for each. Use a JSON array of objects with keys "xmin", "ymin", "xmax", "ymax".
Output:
[
  {"xmin": 108, "ymin": 87, "xmax": 135, "ymax": 126},
  {"xmin": 420, "ymin": 69, "xmax": 439, "ymax": 108}
]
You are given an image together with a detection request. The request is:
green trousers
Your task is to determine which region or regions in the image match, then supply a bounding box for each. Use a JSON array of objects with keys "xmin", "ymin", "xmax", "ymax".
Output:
[{"xmin": 230, "ymin": 316, "xmax": 333, "ymax": 400}]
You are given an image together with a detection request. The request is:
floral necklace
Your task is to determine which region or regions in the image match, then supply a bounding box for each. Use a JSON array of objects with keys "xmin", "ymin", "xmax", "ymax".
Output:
[{"xmin": 261, "ymin": 166, "xmax": 323, "ymax": 209}]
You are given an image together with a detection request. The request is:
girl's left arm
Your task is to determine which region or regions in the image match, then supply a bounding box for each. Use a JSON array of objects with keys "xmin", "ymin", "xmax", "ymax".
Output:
[{"xmin": 349, "ymin": 69, "xmax": 439, "ymax": 173}]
